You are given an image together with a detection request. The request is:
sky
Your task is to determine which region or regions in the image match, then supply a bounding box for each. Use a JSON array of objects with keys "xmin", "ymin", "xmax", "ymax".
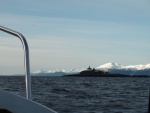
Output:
[{"xmin": 0, "ymin": 0, "xmax": 150, "ymax": 75}]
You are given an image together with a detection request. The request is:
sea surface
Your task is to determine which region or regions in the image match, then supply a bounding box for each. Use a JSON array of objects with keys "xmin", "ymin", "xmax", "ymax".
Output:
[{"xmin": 0, "ymin": 76, "xmax": 150, "ymax": 113}]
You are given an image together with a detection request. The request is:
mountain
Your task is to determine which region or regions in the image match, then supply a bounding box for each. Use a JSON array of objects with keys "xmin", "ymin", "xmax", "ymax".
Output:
[
  {"xmin": 96, "ymin": 63, "xmax": 123, "ymax": 70},
  {"xmin": 96, "ymin": 63, "xmax": 150, "ymax": 76},
  {"xmin": 32, "ymin": 69, "xmax": 82, "ymax": 76},
  {"xmin": 31, "ymin": 63, "xmax": 150, "ymax": 76},
  {"xmin": 32, "ymin": 71, "xmax": 67, "ymax": 76}
]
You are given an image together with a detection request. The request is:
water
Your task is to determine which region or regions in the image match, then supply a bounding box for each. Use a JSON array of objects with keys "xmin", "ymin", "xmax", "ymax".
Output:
[{"xmin": 0, "ymin": 76, "xmax": 149, "ymax": 113}]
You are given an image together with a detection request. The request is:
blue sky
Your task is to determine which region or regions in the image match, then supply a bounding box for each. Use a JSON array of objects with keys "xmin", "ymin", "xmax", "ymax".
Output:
[{"xmin": 0, "ymin": 0, "xmax": 150, "ymax": 74}]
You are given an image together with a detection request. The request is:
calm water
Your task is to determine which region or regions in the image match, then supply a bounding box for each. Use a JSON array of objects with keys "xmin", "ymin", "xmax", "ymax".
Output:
[{"xmin": 0, "ymin": 76, "xmax": 150, "ymax": 113}]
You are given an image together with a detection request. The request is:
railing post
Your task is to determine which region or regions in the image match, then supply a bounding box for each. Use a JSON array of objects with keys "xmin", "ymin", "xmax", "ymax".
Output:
[{"xmin": 0, "ymin": 26, "xmax": 31, "ymax": 99}]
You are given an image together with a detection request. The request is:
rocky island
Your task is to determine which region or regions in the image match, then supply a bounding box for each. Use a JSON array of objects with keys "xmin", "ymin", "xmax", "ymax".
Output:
[{"xmin": 64, "ymin": 66, "xmax": 130, "ymax": 77}]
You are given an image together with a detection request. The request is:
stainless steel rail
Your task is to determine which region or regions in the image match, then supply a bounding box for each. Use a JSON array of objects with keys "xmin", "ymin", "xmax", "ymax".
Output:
[{"xmin": 0, "ymin": 26, "xmax": 31, "ymax": 99}]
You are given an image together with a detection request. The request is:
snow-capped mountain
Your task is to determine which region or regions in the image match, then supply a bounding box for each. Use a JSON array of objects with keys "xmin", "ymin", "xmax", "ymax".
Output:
[
  {"xmin": 96, "ymin": 63, "xmax": 150, "ymax": 75},
  {"xmin": 125, "ymin": 64, "xmax": 150, "ymax": 70},
  {"xmin": 32, "ymin": 68, "xmax": 84, "ymax": 76},
  {"xmin": 96, "ymin": 63, "xmax": 150, "ymax": 70},
  {"xmin": 96, "ymin": 63, "xmax": 123, "ymax": 70},
  {"xmin": 31, "ymin": 63, "xmax": 150, "ymax": 76}
]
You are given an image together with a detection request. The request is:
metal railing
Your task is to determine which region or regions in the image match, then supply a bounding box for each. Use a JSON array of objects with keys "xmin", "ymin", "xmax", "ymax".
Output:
[{"xmin": 0, "ymin": 26, "xmax": 31, "ymax": 99}]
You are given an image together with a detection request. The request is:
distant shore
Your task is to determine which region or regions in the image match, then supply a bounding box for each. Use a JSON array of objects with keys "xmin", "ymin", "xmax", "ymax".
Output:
[
  {"xmin": 63, "ymin": 74, "xmax": 150, "ymax": 77},
  {"xmin": 63, "ymin": 66, "xmax": 150, "ymax": 77}
]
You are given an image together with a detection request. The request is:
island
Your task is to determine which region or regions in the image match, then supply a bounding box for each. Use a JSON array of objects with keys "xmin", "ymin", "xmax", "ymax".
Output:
[{"xmin": 64, "ymin": 66, "xmax": 130, "ymax": 77}]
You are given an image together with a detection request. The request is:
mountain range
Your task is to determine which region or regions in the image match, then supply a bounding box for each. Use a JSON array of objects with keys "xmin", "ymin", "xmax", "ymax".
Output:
[
  {"xmin": 32, "ymin": 69, "xmax": 82, "ymax": 76},
  {"xmin": 96, "ymin": 63, "xmax": 150, "ymax": 76},
  {"xmin": 32, "ymin": 63, "xmax": 150, "ymax": 76}
]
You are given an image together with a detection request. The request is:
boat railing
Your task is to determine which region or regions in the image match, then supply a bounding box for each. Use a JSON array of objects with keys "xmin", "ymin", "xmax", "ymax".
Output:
[{"xmin": 0, "ymin": 26, "xmax": 31, "ymax": 99}]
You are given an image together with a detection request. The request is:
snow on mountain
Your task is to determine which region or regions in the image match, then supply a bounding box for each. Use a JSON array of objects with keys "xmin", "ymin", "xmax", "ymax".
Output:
[
  {"xmin": 32, "ymin": 63, "xmax": 150, "ymax": 76},
  {"xmin": 47, "ymin": 69, "xmax": 84, "ymax": 73},
  {"xmin": 96, "ymin": 63, "xmax": 150, "ymax": 75},
  {"xmin": 96, "ymin": 63, "xmax": 123, "ymax": 70},
  {"xmin": 32, "ymin": 69, "xmax": 47, "ymax": 74},
  {"xmin": 125, "ymin": 64, "xmax": 150, "ymax": 70},
  {"xmin": 32, "ymin": 68, "xmax": 84, "ymax": 76},
  {"xmin": 96, "ymin": 63, "xmax": 150, "ymax": 70}
]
